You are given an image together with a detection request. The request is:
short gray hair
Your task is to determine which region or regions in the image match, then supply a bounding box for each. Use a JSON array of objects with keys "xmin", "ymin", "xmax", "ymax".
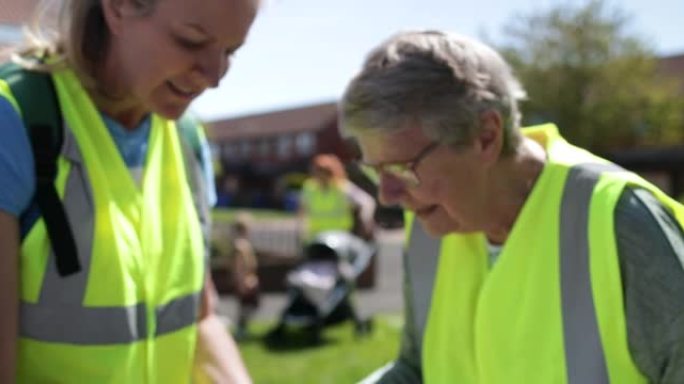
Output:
[{"xmin": 339, "ymin": 30, "xmax": 527, "ymax": 155}]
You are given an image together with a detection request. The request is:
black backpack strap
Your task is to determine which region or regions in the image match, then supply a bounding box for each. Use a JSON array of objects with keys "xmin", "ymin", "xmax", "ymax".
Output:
[{"xmin": 0, "ymin": 62, "xmax": 80, "ymax": 277}]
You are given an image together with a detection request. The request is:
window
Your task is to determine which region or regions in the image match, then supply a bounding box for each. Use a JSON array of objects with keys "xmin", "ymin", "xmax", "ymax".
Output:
[
  {"xmin": 240, "ymin": 140, "xmax": 252, "ymax": 157},
  {"xmin": 277, "ymin": 135, "xmax": 292, "ymax": 159},
  {"xmin": 221, "ymin": 142, "xmax": 238, "ymax": 159},
  {"xmin": 295, "ymin": 132, "xmax": 315, "ymax": 156},
  {"xmin": 259, "ymin": 139, "xmax": 270, "ymax": 157}
]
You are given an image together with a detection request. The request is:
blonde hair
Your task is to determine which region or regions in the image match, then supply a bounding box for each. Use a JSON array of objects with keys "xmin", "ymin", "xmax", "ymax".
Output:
[{"xmin": 13, "ymin": 0, "xmax": 157, "ymax": 84}]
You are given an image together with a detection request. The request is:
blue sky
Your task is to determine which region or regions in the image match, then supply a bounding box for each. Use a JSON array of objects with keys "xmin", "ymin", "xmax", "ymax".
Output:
[{"xmin": 192, "ymin": 0, "xmax": 684, "ymax": 122}]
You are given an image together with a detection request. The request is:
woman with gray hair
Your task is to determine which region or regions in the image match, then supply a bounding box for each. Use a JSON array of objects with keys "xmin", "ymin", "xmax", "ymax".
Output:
[
  {"xmin": 341, "ymin": 30, "xmax": 684, "ymax": 383},
  {"xmin": 0, "ymin": 0, "xmax": 259, "ymax": 382}
]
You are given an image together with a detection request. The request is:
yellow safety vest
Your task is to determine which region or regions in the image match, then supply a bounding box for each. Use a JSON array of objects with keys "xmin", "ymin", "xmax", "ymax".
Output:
[
  {"xmin": 418, "ymin": 124, "xmax": 684, "ymax": 383},
  {"xmin": 302, "ymin": 179, "xmax": 353, "ymax": 238},
  {"xmin": 1, "ymin": 68, "xmax": 205, "ymax": 383}
]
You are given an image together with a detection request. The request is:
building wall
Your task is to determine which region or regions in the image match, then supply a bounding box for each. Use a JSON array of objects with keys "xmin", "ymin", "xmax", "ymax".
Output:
[{"xmin": 209, "ymin": 103, "xmax": 361, "ymax": 209}]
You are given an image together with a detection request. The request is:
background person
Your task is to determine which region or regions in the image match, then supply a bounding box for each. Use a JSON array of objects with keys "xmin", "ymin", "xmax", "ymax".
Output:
[
  {"xmin": 229, "ymin": 213, "xmax": 260, "ymax": 340},
  {"xmin": 0, "ymin": 0, "xmax": 259, "ymax": 382},
  {"xmin": 298, "ymin": 153, "xmax": 376, "ymax": 242},
  {"xmin": 340, "ymin": 30, "xmax": 684, "ymax": 383}
]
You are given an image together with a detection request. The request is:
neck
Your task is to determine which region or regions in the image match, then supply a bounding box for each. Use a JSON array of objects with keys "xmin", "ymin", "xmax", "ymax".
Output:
[
  {"xmin": 93, "ymin": 97, "xmax": 147, "ymax": 131},
  {"xmin": 88, "ymin": 55, "xmax": 147, "ymax": 130},
  {"xmin": 484, "ymin": 138, "xmax": 547, "ymax": 245},
  {"xmin": 317, "ymin": 179, "xmax": 333, "ymax": 189}
]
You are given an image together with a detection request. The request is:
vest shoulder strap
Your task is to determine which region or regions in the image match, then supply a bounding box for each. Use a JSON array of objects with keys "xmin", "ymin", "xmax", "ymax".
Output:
[
  {"xmin": 0, "ymin": 62, "xmax": 80, "ymax": 277},
  {"xmin": 176, "ymin": 113, "xmax": 204, "ymax": 164},
  {"xmin": 175, "ymin": 113, "xmax": 212, "ymax": 259}
]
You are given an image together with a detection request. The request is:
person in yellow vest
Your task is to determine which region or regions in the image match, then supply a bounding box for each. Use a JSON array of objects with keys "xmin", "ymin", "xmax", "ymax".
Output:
[
  {"xmin": 0, "ymin": 0, "xmax": 259, "ymax": 382},
  {"xmin": 339, "ymin": 30, "xmax": 684, "ymax": 383},
  {"xmin": 299, "ymin": 153, "xmax": 376, "ymax": 242}
]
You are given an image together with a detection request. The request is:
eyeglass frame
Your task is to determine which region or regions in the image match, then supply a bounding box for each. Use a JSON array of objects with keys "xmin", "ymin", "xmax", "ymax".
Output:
[{"xmin": 359, "ymin": 141, "xmax": 440, "ymax": 188}]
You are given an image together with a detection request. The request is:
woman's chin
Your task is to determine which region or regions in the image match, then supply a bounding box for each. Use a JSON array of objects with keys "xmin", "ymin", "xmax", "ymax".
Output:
[
  {"xmin": 417, "ymin": 209, "xmax": 459, "ymax": 237},
  {"xmin": 160, "ymin": 108, "xmax": 186, "ymax": 121}
]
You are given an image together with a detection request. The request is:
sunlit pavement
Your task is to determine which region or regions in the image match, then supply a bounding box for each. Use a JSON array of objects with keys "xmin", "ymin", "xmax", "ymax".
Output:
[{"xmin": 217, "ymin": 228, "xmax": 405, "ymax": 324}]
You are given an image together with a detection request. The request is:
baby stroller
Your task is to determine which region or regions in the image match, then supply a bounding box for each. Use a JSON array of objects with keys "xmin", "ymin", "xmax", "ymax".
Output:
[{"xmin": 267, "ymin": 230, "xmax": 376, "ymax": 342}]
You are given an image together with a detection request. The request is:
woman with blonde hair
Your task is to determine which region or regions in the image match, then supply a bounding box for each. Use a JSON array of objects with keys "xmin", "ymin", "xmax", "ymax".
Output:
[{"xmin": 0, "ymin": 0, "xmax": 259, "ymax": 382}]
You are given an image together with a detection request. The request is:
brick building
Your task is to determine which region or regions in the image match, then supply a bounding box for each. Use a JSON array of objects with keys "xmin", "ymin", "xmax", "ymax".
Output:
[{"xmin": 206, "ymin": 102, "xmax": 362, "ymax": 210}]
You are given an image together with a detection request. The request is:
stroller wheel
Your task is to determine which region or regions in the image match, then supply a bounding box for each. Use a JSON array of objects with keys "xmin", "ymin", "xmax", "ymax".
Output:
[
  {"xmin": 354, "ymin": 317, "xmax": 373, "ymax": 336},
  {"xmin": 266, "ymin": 324, "xmax": 285, "ymax": 341},
  {"xmin": 308, "ymin": 321, "xmax": 324, "ymax": 344}
]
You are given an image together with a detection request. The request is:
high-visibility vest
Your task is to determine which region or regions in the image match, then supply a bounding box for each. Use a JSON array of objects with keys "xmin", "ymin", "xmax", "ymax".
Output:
[
  {"xmin": 302, "ymin": 179, "xmax": 353, "ymax": 238},
  {"xmin": 1, "ymin": 68, "xmax": 205, "ymax": 383},
  {"xmin": 405, "ymin": 124, "xmax": 684, "ymax": 383}
]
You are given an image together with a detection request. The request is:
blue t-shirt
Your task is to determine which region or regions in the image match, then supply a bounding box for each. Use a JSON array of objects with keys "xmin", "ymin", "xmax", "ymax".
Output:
[
  {"xmin": 0, "ymin": 96, "xmax": 216, "ymax": 222},
  {"xmin": 0, "ymin": 97, "xmax": 34, "ymax": 216}
]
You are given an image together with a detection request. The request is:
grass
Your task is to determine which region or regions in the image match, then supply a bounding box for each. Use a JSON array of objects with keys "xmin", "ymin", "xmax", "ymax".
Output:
[{"xmin": 235, "ymin": 315, "xmax": 403, "ymax": 384}]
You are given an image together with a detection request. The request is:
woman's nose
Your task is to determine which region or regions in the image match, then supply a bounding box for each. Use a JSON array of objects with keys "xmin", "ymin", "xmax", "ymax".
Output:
[
  {"xmin": 195, "ymin": 49, "xmax": 229, "ymax": 88},
  {"xmin": 378, "ymin": 173, "xmax": 407, "ymax": 206}
]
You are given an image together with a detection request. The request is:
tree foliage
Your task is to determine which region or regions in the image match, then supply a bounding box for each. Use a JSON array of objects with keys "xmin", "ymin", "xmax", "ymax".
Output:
[{"xmin": 497, "ymin": 0, "xmax": 684, "ymax": 150}]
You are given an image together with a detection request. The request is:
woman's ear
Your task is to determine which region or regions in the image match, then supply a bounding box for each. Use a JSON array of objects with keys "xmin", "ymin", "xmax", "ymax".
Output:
[
  {"xmin": 475, "ymin": 109, "xmax": 504, "ymax": 164},
  {"xmin": 101, "ymin": 0, "xmax": 128, "ymax": 35}
]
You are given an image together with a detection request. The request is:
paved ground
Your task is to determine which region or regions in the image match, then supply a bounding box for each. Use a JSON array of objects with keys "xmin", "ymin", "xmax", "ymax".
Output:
[{"xmin": 216, "ymin": 229, "xmax": 405, "ymax": 323}]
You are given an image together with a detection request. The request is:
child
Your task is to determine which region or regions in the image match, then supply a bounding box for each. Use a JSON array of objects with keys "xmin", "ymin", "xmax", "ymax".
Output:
[{"xmin": 230, "ymin": 213, "xmax": 260, "ymax": 339}]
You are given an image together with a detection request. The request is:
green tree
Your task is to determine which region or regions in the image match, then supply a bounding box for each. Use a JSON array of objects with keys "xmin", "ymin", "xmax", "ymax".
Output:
[{"xmin": 497, "ymin": 0, "xmax": 684, "ymax": 150}]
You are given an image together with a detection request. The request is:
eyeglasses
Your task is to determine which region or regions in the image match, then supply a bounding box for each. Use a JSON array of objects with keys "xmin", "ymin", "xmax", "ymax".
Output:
[{"xmin": 360, "ymin": 142, "xmax": 440, "ymax": 188}]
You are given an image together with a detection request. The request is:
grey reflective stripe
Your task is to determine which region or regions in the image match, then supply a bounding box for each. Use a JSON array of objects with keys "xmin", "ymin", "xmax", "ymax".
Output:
[
  {"xmin": 40, "ymin": 129, "xmax": 94, "ymax": 306},
  {"xmin": 406, "ymin": 221, "xmax": 441, "ymax": 352},
  {"xmin": 20, "ymin": 302, "xmax": 147, "ymax": 344},
  {"xmin": 560, "ymin": 163, "xmax": 624, "ymax": 383},
  {"xmin": 20, "ymin": 127, "xmax": 199, "ymax": 344},
  {"xmin": 156, "ymin": 292, "xmax": 201, "ymax": 336}
]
